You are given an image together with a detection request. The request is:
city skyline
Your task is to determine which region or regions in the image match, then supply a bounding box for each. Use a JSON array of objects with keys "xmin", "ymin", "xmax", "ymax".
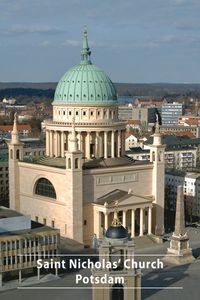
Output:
[{"xmin": 0, "ymin": 0, "xmax": 200, "ymax": 83}]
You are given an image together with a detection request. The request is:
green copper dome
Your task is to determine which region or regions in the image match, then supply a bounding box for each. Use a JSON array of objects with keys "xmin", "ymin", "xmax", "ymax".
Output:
[{"xmin": 53, "ymin": 29, "xmax": 117, "ymax": 105}]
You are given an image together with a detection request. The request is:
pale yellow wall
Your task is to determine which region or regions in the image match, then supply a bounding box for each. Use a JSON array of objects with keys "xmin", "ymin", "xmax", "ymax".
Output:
[
  {"xmin": 18, "ymin": 163, "xmax": 74, "ymax": 238},
  {"xmin": 83, "ymin": 165, "xmax": 153, "ymax": 202},
  {"xmin": 83, "ymin": 203, "xmax": 94, "ymax": 244}
]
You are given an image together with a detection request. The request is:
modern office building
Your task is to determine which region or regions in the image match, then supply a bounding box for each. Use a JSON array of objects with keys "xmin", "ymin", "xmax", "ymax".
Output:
[
  {"xmin": 165, "ymin": 170, "xmax": 200, "ymax": 219},
  {"xmin": 161, "ymin": 102, "xmax": 184, "ymax": 125},
  {"xmin": 132, "ymin": 106, "xmax": 158, "ymax": 125},
  {"xmin": 118, "ymin": 105, "xmax": 133, "ymax": 120},
  {"xmin": 0, "ymin": 206, "xmax": 60, "ymax": 287}
]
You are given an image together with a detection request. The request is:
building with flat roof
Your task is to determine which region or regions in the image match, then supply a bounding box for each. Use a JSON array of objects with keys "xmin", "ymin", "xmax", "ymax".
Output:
[
  {"xmin": 0, "ymin": 206, "xmax": 59, "ymax": 287},
  {"xmin": 165, "ymin": 170, "xmax": 200, "ymax": 220},
  {"xmin": 161, "ymin": 102, "xmax": 184, "ymax": 125}
]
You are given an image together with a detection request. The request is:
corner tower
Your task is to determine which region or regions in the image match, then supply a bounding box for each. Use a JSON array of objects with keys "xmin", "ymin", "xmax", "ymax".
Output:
[
  {"xmin": 65, "ymin": 119, "xmax": 83, "ymax": 243},
  {"xmin": 149, "ymin": 116, "xmax": 165, "ymax": 238},
  {"xmin": 8, "ymin": 113, "xmax": 24, "ymax": 210}
]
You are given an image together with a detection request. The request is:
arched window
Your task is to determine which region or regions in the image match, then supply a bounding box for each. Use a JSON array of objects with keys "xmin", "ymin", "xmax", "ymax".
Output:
[
  {"xmin": 35, "ymin": 178, "xmax": 56, "ymax": 199},
  {"xmin": 16, "ymin": 149, "xmax": 20, "ymax": 160},
  {"xmin": 75, "ymin": 158, "xmax": 79, "ymax": 169},
  {"xmin": 159, "ymin": 151, "xmax": 163, "ymax": 162},
  {"xmin": 10, "ymin": 149, "xmax": 13, "ymax": 159},
  {"xmin": 68, "ymin": 158, "xmax": 71, "ymax": 169},
  {"xmin": 152, "ymin": 151, "xmax": 155, "ymax": 161}
]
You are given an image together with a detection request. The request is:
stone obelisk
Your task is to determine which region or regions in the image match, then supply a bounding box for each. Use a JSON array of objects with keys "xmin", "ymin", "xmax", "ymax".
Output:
[{"xmin": 164, "ymin": 185, "xmax": 195, "ymax": 264}]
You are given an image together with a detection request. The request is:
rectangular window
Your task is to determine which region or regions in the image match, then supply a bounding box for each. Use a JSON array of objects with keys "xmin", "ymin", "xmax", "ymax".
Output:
[
  {"xmin": 35, "ymin": 216, "xmax": 39, "ymax": 223},
  {"xmin": 43, "ymin": 218, "xmax": 47, "ymax": 225},
  {"xmin": 51, "ymin": 220, "xmax": 55, "ymax": 228}
]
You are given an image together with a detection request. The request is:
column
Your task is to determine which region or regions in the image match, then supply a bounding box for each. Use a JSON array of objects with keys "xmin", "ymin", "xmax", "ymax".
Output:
[
  {"xmin": 104, "ymin": 131, "xmax": 108, "ymax": 159},
  {"xmin": 140, "ymin": 208, "xmax": 144, "ymax": 236},
  {"xmin": 61, "ymin": 131, "xmax": 65, "ymax": 157},
  {"xmin": 49, "ymin": 130, "xmax": 53, "ymax": 157},
  {"xmin": 148, "ymin": 207, "xmax": 152, "ymax": 235},
  {"xmin": 96, "ymin": 211, "xmax": 102, "ymax": 238},
  {"xmin": 122, "ymin": 210, "xmax": 127, "ymax": 228},
  {"xmin": 95, "ymin": 132, "xmax": 99, "ymax": 158},
  {"xmin": 99, "ymin": 133, "xmax": 103, "ymax": 157},
  {"xmin": 104, "ymin": 212, "xmax": 109, "ymax": 231},
  {"xmin": 121, "ymin": 130, "xmax": 125, "ymax": 156},
  {"xmin": 0, "ymin": 273, "xmax": 2, "ymax": 288},
  {"xmin": 117, "ymin": 130, "xmax": 121, "ymax": 157},
  {"xmin": 57, "ymin": 131, "xmax": 61, "ymax": 157},
  {"xmin": 54, "ymin": 131, "xmax": 58, "ymax": 156},
  {"xmin": 46, "ymin": 130, "xmax": 50, "ymax": 156},
  {"xmin": 37, "ymin": 267, "xmax": 40, "ymax": 280},
  {"xmin": 18, "ymin": 270, "xmax": 22, "ymax": 285},
  {"xmin": 135, "ymin": 270, "xmax": 142, "ymax": 300},
  {"xmin": 65, "ymin": 132, "xmax": 68, "ymax": 151},
  {"xmin": 55, "ymin": 266, "xmax": 58, "ymax": 277},
  {"xmin": 86, "ymin": 132, "xmax": 91, "ymax": 159},
  {"xmin": 111, "ymin": 130, "xmax": 115, "ymax": 158},
  {"xmin": 131, "ymin": 209, "xmax": 135, "ymax": 237}
]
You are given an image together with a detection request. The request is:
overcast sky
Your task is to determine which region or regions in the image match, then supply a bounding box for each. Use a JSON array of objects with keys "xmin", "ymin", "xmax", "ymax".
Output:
[{"xmin": 0, "ymin": 0, "xmax": 200, "ymax": 83}]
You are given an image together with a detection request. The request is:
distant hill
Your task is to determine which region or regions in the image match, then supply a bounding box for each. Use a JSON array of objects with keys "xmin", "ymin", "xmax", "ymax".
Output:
[{"xmin": 1, "ymin": 82, "xmax": 200, "ymax": 102}]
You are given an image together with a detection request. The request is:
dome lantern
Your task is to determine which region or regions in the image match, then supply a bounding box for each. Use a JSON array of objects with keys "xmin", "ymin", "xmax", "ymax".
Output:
[{"xmin": 81, "ymin": 26, "xmax": 91, "ymax": 64}]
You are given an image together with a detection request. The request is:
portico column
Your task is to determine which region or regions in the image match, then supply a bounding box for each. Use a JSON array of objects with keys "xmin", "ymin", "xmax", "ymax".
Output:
[
  {"xmin": 140, "ymin": 208, "xmax": 144, "ymax": 236},
  {"xmin": 96, "ymin": 211, "xmax": 102, "ymax": 238},
  {"xmin": 122, "ymin": 210, "xmax": 127, "ymax": 228},
  {"xmin": 104, "ymin": 212, "xmax": 109, "ymax": 230},
  {"xmin": 57, "ymin": 131, "xmax": 61, "ymax": 157},
  {"xmin": 18, "ymin": 270, "xmax": 22, "ymax": 285},
  {"xmin": 54, "ymin": 131, "xmax": 58, "ymax": 156},
  {"xmin": 111, "ymin": 130, "xmax": 115, "ymax": 158},
  {"xmin": 49, "ymin": 130, "xmax": 53, "ymax": 157},
  {"xmin": 131, "ymin": 209, "xmax": 135, "ymax": 237},
  {"xmin": 121, "ymin": 130, "xmax": 125, "ymax": 156},
  {"xmin": 148, "ymin": 207, "xmax": 152, "ymax": 235},
  {"xmin": 104, "ymin": 131, "xmax": 108, "ymax": 159},
  {"xmin": 46, "ymin": 130, "xmax": 50, "ymax": 156},
  {"xmin": 117, "ymin": 130, "xmax": 121, "ymax": 157},
  {"xmin": 61, "ymin": 131, "xmax": 65, "ymax": 157}
]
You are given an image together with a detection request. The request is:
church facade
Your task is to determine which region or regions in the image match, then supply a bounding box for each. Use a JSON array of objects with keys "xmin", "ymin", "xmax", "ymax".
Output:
[{"xmin": 8, "ymin": 30, "xmax": 165, "ymax": 245}]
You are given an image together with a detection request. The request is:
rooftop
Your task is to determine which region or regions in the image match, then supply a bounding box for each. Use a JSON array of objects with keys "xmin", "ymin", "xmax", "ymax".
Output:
[
  {"xmin": 22, "ymin": 155, "xmax": 152, "ymax": 169},
  {"xmin": 0, "ymin": 206, "xmax": 59, "ymax": 237},
  {"xmin": 95, "ymin": 189, "xmax": 154, "ymax": 206},
  {"xmin": 0, "ymin": 206, "xmax": 23, "ymax": 219},
  {"xmin": 145, "ymin": 135, "xmax": 200, "ymax": 149}
]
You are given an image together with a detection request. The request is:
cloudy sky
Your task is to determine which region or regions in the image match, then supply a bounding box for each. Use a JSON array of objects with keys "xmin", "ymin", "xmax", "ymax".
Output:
[{"xmin": 0, "ymin": 0, "xmax": 200, "ymax": 83}]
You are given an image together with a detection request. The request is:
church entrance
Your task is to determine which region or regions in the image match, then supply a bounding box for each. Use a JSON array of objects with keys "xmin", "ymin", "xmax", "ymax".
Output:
[{"xmin": 112, "ymin": 284, "xmax": 124, "ymax": 300}]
